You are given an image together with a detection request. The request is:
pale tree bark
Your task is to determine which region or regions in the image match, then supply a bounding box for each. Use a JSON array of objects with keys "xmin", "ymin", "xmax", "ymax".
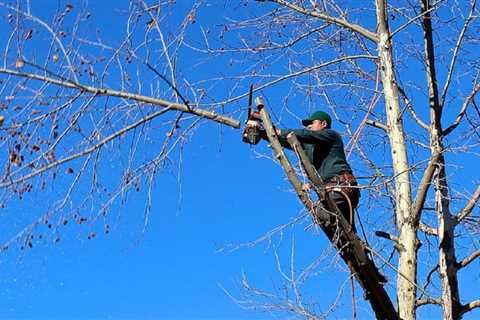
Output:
[{"xmin": 375, "ymin": 1, "xmax": 416, "ymax": 319}]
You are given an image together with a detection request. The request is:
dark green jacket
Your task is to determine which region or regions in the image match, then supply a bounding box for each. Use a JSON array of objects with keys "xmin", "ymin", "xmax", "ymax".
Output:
[{"xmin": 277, "ymin": 128, "xmax": 352, "ymax": 181}]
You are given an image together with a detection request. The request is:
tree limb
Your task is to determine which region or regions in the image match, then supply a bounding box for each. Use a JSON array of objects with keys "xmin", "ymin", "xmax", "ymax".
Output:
[
  {"xmin": 412, "ymin": 152, "xmax": 441, "ymax": 220},
  {"xmin": 418, "ymin": 265, "xmax": 440, "ymax": 302},
  {"xmin": 439, "ymin": 0, "xmax": 477, "ymax": 108},
  {"xmin": 456, "ymin": 185, "xmax": 480, "ymax": 223},
  {"xmin": 461, "ymin": 300, "xmax": 480, "ymax": 316},
  {"xmin": 419, "ymin": 222, "xmax": 438, "ymax": 236},
  {"xmin": 0, "ymin": 107, "xmax": 173, "ymax": 189},
  {"xmin": 390, "ymin": 0, "xmax": 447, "ymax": 39},
  {"xmin": 214, "ymin": 55, "xmax": 377, "ymax": 107},
  {"xmin": 263, "ymin": 0, "xmax": 379, "ymax": 43},
  {"xmin": 420, "ymin": 1, "xmax": 462, "ymax": 317},
  {"xmin": 258, "ymin": 107, "xmax": 314, "ymax": 210},
  {"xmin": 365, "ymin": 119, "xmax": 388, "ymax": 131},
  {"xmin": 0, "ymin": 68, "xmax": 240, "ymax": 128},
  {"xmin": 443, "ymin": 82, "xmax": 480, "ymax": 136},
  {"xmin": 457, "ymin": 250, "xmax": 480, "ymax": 269},
  {"xmin": 0, "ymin": 2, "xmax": 79, "ymax": 82},
  {"xmin": 285, "ymin": 133, "xmax": 327, "ymax": 197},
  {"xmin": 375, "ymin": 230, "xmax": 406, "ymax": 251},
  {"xmin": 397, "ymin": 85, "xmax": 429, "ymax": 130},
  {"xmin": 416, "ymin": 297, "xmax": 443, "ymax": 308}
]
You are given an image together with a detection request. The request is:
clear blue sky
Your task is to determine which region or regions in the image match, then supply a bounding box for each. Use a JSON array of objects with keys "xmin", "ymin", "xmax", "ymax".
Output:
[{"xmin": 0, "ymin": 1, "xmax": 479, "ymax": 320}]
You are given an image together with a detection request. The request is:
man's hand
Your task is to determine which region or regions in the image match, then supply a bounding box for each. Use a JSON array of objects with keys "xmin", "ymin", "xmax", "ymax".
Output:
[
  {"xmin": 250, "ymin": 111, "xmax": 281, "ymax": 135},
  {"xmin": 250, "ymin": 111, "xmax": 262, "ymax": 120},
  {"xmin": 302, "ymin": 183, "xmax": 311, "ymax": 191}
]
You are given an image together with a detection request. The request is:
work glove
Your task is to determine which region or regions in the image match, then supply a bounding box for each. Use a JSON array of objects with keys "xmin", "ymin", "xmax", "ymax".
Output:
[{"xmin": 250, "ymin": 111, "xmax": 262, "ymax": 121}]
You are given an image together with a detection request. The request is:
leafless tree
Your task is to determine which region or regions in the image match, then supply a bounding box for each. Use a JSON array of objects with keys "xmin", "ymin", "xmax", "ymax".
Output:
[
  {"xmin": 1, "ymin": 0, "xmax": 480, "ymax": 319},
  {"xmin": 194, "ymin": 0, "xmax": 480, "ymax": 319}
]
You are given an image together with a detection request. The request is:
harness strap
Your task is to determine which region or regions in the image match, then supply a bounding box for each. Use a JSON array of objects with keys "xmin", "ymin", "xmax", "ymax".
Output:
[
  {"xmin": 325, "ymin": 172, "xmax": 359, "ymax": 226},
  {"xmin": 326, "ymin": 186, "xmax": 354, "ymax": 225}
]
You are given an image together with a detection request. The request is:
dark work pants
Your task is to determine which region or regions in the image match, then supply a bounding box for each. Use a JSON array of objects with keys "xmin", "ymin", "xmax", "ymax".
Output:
[{"xmin": 321, "ymin": 191, "xmax": 356, "ymax": 232}]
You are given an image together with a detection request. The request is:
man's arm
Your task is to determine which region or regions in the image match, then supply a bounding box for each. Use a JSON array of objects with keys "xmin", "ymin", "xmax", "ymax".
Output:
[
  {"xmin": 275, "ymin": 128, "xmax": 294, "ymax": 150},
  {"xmin": 279, "ymin": 128, "xmax": 334, "ymax": 146},
  {"xmin": 262, "ymin": 128, "xmax": 333, "ymax": 149},
  {"xmin": 251, "ymin": 112, "xmax": 333, "ymax": 147}
]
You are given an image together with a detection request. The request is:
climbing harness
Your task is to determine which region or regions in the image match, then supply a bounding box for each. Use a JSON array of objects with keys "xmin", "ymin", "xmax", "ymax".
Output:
[{"xmin": 325, "ymin": 171, "xmax": 360, "ymax": 226}]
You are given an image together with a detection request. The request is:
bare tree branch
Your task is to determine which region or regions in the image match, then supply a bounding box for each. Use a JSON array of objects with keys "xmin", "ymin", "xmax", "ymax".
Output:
[
  {"xmin": 390, "ymin": 0, "xmax": 447, "ymax": 38},
  {"xmin": 412, "ymin": 152, "xmax": 441, "ymax": 219},
  {"xmin": 365, "ymin": 119, "xmax": 388, "ymax": 131},
  {"xmin": 419, "ymin": 0, "xmax": 462, "ymax": 317},
  {"xmin": 457, "ymin": 250, "xmax": 480, "ymax": 269},
  {"xmin": 213, "ymin": 55, "xmax": 377, "ymax": 107},
  {"xmin": 461, "ymin": 300, "xmax": 480, "ymax": 315},
  {"xmin": 439, "ymin": 0, "xmax": 478, "ymax": 108},
  {"xmin": 0, "ymin": 1, "xmax": 79, "ymax": 82},
  {"xmin": 456, "ymin": 185, "xmax": 480, "ymax": 223},
  {"xmin": 375, "ymin": 230, "xmax": 405, "ymax": 251},
  {"xmin": 416, "ymin": 297, "xmax": 443, "ymax": 308},
  {"xmin": 0, "ymin": 68, "xmax": 240, "ymax": 128},
  {"xmin": 397, "ymin": 85, "xmax": 429, "ymax": 130},
  {"xmin": 443, "ymin": 82, "xmax": 480, "ymax": 136},
  {"xmin": 419, "ymin": 223, "xmax": 438, "ymax": 236},
  {"xmin": 262, "ymin": 0, "xmax": 379, "ymax": 42},
  {"xmin": 259, "ymin": 108, "xmax": 314, "ymax": 209},
  {"xmin": 0, "ymin": 107, "xmax": 172, "ymax": 189}
]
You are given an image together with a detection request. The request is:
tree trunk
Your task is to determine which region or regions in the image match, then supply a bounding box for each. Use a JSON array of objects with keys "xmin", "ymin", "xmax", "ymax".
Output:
[
  {"xmin": 375, "ymin": 1, "xmax": 416, "ymax": 319},
  {"xmin": 419, "ymin": 0, "xmax": 462, "ymax": 317},
  {"xmin": 436, "ymin": 162, "xmax": 462, "ymax": 319}
]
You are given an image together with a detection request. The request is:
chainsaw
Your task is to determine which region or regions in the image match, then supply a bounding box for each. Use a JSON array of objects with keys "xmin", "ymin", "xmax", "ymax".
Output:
[{"xmin": 242, "ymin": 85, "xmax": 265, "ymax": 145}]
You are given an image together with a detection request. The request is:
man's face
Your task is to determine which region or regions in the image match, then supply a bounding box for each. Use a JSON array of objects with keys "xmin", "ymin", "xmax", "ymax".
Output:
[{"xmin": 307, "ymin": 120, "xmax": 328, "ymax": 131}]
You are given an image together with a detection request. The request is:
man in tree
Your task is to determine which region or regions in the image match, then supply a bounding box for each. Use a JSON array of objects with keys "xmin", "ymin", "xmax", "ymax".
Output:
[{"xmin": 253, "ymin": 111, "xmax": 360, "ymax": 228}]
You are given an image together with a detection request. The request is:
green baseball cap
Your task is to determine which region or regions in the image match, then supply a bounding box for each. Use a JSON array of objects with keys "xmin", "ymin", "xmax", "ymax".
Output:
[{"xmin": 302, "ymin": 111, "xmax": 332, "ymax": 128}]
